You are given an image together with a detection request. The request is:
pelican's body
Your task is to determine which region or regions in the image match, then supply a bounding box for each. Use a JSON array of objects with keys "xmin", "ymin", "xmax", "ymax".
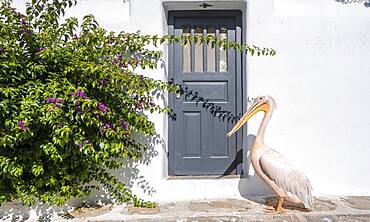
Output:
[{"xmin": 227, "ymin": 95, "xmax": 313, "ymax": 213}]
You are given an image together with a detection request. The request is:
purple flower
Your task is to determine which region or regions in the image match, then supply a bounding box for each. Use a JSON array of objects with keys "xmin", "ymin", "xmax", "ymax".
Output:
[
  {"xmin": 46, "ymin": 97, "xmax": 64, "ymax": 106},
  {"xmin": 113, "ymin": 59, "xmax": 118, "ymax": 65},
  {"xmin": 73, "ymin": 34, "xmax": 78, "ymax": 39},
  {"xmin": 118, "ymin": 53, "xmax": 123, "ymax": 60},
  {"xmin": 120, "ymin": 63, "xmax": 126, "ymax": 69},
  {"xmin": 37, "ymin": 47, "xmax": 45, "ymax": 52},
  {"xmin": 20, "ymin": 18, "xmax": 27, "ymax": 25},
  {"xmin": 99, "ymin": 78, "xmax": 109, "ymax": 85},
  {"xmin": 18, "ymin": 120, "xmax": 27, "ymax": 132},
  {"xmin": 136, "ymin": 102, "xmax": 142, "ymax": 108},
  {"xmin": 75, "ymin": 90, "xmax": 86, "ymax": 99},
  {"xmin": 135, "ymin": 54, "xmax": 142, "ymax": 59},
  {"xmin": 41, "ymin": 4, "xmax": 45, "ymax": 10},
  {"xmin": 97, "ymin": 102, "xmax": 107, "ymax": 113},
  {"xmin": 101, "ymin": 123, "xmax": 111, "ymax": 132},
  {"xmin": 140, "ymin": 75, "xmax": 144, "ymax": 80},
  {"xmin": 79, "ymin": 140, "xmax": 92, "ymax": 151},
  {"xmin": 18, "ymin": 120, "xmax": 25, "ymax": 127},
  {"xmin": 46, "ymin": 97, "xmax": 57, "ymax": 104},
  {"xmin": 75, "ymin": 101, "xmax": 82, "ymax": 113},
  {"xmin": 23, "ymin": 29, "xmax": 32, "ymax": 36},
  {"xmin": 119, "ymin": 120, "xmax": 128, "ymax": 129}
]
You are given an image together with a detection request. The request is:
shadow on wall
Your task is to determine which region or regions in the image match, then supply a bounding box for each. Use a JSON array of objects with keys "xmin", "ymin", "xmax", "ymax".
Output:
[
  {"xmin": 335, "ymin": 0, "xmax": 370, "ymax": 7},
  {"xmin": 0, "ymin": 134, "xmax": 162, "ymax": 221},
  {"xmin": 238, "ymin": 134, "xmax": 273, "ymax": 198},
  {"xmin": 114, "ymin": 133, "xmax": 162, "ymax": 196},
  {"xmin": 78, "ymin": 133, "xmax": 162, "ymax": 204}
]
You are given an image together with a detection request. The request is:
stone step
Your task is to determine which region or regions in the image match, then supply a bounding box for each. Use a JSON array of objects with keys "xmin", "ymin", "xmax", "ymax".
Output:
[{"xmin": 65, "ymin": 196, "xmax": 370, "ymax": 222}]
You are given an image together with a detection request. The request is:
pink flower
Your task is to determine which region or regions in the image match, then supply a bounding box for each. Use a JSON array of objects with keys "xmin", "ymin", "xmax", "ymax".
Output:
[{"xmin": 18, "ymin": 120, "xmax": 27, "ymax": 132}]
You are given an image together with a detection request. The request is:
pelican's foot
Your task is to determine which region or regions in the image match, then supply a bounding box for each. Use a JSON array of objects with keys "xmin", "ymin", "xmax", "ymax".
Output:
[
  {"xmin": 263, "ymin": 205, "xmax": 276, "ymax": 214},
  {"xmin": 263, "ymin": 205, "xmax": 285, "ymax": 214},
  {"xmin": 276, "ymin": 206, "xmax": 285, "ymax": 214}
]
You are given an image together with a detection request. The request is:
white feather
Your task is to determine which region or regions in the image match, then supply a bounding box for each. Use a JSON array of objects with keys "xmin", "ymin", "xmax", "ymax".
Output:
[{"xmin": 259, "ymin": 148, "xmax": 314, "ymax": 209}]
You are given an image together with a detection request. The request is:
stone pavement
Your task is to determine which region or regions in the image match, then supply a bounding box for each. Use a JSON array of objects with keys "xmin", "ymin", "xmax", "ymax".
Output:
[{"xmin": 59, "ymin": 196, "xmax": 370, "ymax": 222}]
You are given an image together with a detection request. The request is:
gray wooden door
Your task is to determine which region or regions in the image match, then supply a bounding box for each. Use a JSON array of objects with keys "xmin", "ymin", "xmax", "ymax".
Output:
[{"xmin": 168, "ymin": 11, "xmax": 243, "ymax": 176}]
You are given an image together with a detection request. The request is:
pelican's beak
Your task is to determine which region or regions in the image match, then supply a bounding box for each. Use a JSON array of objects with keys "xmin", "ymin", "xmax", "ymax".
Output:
[{"xmin": 226, "ymin": 100, "xmax": 265, "ymax": 137}]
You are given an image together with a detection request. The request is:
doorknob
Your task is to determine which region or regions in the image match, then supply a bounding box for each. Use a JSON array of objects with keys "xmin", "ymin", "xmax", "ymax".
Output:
[{"xmin": 176, "ymin": 93, "xmax": 181, "ymax": 99}]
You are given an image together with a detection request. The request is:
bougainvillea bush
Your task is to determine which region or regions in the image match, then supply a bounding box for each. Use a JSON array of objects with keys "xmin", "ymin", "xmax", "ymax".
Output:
[{"xmin": 0, "ymin": 0, "xmax": 275, "ymax": 207}]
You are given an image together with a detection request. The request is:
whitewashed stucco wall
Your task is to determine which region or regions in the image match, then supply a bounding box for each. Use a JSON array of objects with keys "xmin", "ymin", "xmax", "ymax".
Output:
[
  {"xmin": 10, "ymin": 0, "xmax": 370, "ymax": 203},
  {"xmin": 246, "ymin": 0, "xmax": 370, "ymax": 197}
]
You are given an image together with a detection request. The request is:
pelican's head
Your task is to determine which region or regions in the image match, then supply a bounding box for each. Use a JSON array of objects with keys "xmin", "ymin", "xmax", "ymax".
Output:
[{"xmin": 226, "ymin": 95, "xmax": 276, "ymax": 137}]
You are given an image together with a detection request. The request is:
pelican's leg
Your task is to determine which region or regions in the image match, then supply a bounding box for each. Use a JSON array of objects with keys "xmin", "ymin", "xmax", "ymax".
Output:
[{"xmin": 276, "ymin": 197, "xmax": 285, "ymax": 214}]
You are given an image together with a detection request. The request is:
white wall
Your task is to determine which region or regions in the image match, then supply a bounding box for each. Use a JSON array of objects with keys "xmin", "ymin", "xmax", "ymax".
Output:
[
  {"xmin": 9, "ymin": 0, "xmax": 370, "ymax": 204},
  {"xmin": 246, "ymin": 0, "xmax": 370, "ymax": 196}
]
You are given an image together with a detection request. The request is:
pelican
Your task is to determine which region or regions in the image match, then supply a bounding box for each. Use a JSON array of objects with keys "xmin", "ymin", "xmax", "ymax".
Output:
[{"xmin": 227, "ymin": 95, "xmax": 313, "ymax": 213}]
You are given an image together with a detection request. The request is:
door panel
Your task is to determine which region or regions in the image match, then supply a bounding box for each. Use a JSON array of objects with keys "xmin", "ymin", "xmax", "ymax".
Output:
[
  {"xmin": 182, "ymin": 111, "xmax": 202, "ymax": 158},
  {"xmin": 169, "ymin": 11, "xmax": 242, "ymax": 176},
  {"xmin": 183, "ymin": 81, "xmax": 228, "ymax": 102}
]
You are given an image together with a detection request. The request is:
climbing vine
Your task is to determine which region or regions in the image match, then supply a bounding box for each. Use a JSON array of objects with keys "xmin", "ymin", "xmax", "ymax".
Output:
[{"xmin": 0, "ymin": 0, "xmax": 275, "ymax": 207}]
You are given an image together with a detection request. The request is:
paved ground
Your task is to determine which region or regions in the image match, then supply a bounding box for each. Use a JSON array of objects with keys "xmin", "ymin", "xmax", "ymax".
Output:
[{"xmin": 57, "ymin": 196, "xmax": 370, "ymax": 222}]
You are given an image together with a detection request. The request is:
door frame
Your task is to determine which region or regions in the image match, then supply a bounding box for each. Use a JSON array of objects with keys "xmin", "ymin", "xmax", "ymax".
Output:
[{"xmin": 167, "ymin": 10, "xmax": 244, "ymax": 176}]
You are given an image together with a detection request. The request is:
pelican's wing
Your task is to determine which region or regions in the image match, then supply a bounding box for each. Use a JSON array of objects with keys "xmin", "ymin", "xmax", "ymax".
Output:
[{"xmin": 259, "ymin": 148, "xmax": 313, "ymax": 209}]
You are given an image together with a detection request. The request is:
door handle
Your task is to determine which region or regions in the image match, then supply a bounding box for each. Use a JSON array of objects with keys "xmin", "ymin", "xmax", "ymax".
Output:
[{"xmin": 176, "ymin": 93, "xmax": 181, "ymax": 99}]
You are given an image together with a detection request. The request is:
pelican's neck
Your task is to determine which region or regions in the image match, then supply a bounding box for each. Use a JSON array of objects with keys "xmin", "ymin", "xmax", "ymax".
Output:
[{"xmin": 254, "ymin": 106, "xmax": 273, "ymax": 148}]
